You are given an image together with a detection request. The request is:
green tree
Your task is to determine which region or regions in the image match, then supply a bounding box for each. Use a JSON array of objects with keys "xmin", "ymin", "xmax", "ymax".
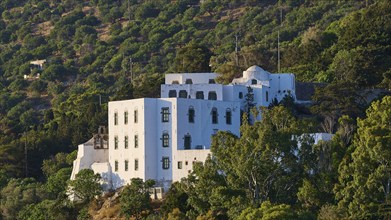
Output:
[
  {"xmin": 0, "ymin": 178, "xmax": 48, "ymax": 220},
  {"xmin": 238, "ymin": 201, "xmax": 298, "ymax": 220},
  {"xmin": 211, "ymin": 106, "xmax": 302, "ymax": 209},
  {"xmin": 335, "ymin": 96, "xmax": 391, "ymax": 219},
  {"xmin": 120, "ymin": 178, "xmax": 155, "ymax": 220},
  {"xmin": 171, "ymin": 42, "xmax": 212, "ymax": 73},
  {"xmin": 68, "ymin": 169, "xmax": 102, "ymax": 204},
  {"xmin": 311, "ymin": 82, "xmax": 366, "ymax": 133},
  {"xmin": 160, "ymin": 183, "xmax": 189, "ymax": 218}
]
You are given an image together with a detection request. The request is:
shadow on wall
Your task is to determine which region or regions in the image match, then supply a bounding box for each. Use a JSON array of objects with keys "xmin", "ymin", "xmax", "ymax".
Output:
[
  {"xmin": 100, "ymin": 171, "xmax": 113, "ymax": 191},
  {"xmin": 111, "ymin": 173, "xmax": 125, "ymax": 189}
]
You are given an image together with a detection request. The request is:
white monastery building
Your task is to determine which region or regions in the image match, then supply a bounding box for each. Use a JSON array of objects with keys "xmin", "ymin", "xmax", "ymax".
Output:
[{"xmin": 71, "ymin": 66, "xmax": 308, "ymax": 192}]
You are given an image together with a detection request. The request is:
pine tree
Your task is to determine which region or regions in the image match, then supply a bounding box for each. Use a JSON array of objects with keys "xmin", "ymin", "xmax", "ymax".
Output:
[{"xmin": 335, "ymin": 96, "xmax": 391, "ymax": 219}]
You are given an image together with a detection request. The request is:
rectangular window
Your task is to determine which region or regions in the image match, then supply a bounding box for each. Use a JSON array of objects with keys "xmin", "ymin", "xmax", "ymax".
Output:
[
  {"xmin": 162, "ymin": 157, "xmax": 170, "ymax": 170},
  {"xmin": 124, "ymin": 111, "xmax": 128, "ymax": 124},
  {"xmin": 124, "ymin": 136, "xmax": 128, "ymax": 149},
  {"xmin": 134, "ymin": 135, "xmax": 138, "ymax": 148},
  {"xmin": 134, "ymin": 159, "xmax": 139, "ymax": 171},
  {"xmin": 178, "ymin": 161, "xmax": 182, "ymax": 169},
  {"xmin": 114, "ymin": 160, "xmax": 118, "ymax": 172},
  {"xmin": 162, "ymin": 133, "xmax": 169, "ymax": 148},
  {"xmin": 114, "ymin": 112, "xmax": 118, "ymax": 125},
  {"xmin": 188, "ymin": 108, "xmax": 195, "ymax": 123},
  {"xmin": 266, "ymin": 91, "xmax": 269, "ymax": 102},
  {"xmin": 134, "ymin": 110, "xmax": 138, "ymax": 123},
  {"xmin": 212, "ymin": 108, "xmax": 218, "ymax": 124},
  {"xmin": 226, "ymin": 109, "xmax": 232, "ymax": 125},
  {"xmin": 114, "ymin": 136, "xmax": 118, "ymax": 149},
  {"xmin": 162, "ymin": 107, "xmax": 169, "ymax": 122},
  {"xmin": 125, "ymin": 160, "xmax": 129, "ymax": 171},
  {"xmin": 184, "ymin": 135, "xmax": 191, "ymax": 150}
]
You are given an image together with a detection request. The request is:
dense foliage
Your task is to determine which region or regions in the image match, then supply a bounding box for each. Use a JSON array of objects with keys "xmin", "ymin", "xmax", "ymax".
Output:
[{"xmin": 0, "ymin": 0, "xmax": 389, "ymax": 219}]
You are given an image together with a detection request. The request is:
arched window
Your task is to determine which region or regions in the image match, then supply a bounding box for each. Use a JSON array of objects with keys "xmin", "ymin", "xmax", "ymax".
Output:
[
  {"xmin": 212, "ymin": 107, "xmax": 218, "ymax": 124},
  {"xmin": 185, "ymin": 79, "xmax": 193, "ymax": 84},
  {"xmin": 225, "ymin": 108, "xmax": 232, "ymax": 125},
  {"xmin": 252, "ymin": 79, "xmax": 257, "ymax": 85},
  {"xmin": 196, "ymin": 91, "xmax": 204, "ymax": 99},
  {"xmin": 168, "ymin": 90, "xmax": 177, "ymax": 97},
  {"xmin": 179, "ymin": 90, "xmax": 188, "ymax": 98},
  {"xmin": 184, "ymin": 135, "xmax": 191, "ymax": 149},
  {"xmin": 208, "ymin": 91, "xmax": 217, "ymax": 100},
  {"xmin": 188, "ymin": 106, "xmax": 195, "ymax": 123}
]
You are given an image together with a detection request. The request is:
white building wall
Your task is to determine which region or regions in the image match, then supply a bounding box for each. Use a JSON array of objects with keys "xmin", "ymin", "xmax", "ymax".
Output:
[
  {"xmin": 109, "ymin": 99, "xmax": 147, "ymax": 188},
  {"xmin": 154, "ymin": 99, "xmax": 174, "ymax": 188},
  {"xmin": 161, "ymin": 84, "xmax": 224, "ymax": 100},
  {"xmin": 70, "ymin": 140, "xmax": 109, "ymax": 180},
  {"xmin": 172, "ymin": 98, "xmax": 241, "ymax": 182},
  {"xmin": 165, "ymin": 73, "xmax": 218, "ymax": 84},
  {"xmin": 173, "ymin": 149, "xmax": 211, "ymax": 182}
]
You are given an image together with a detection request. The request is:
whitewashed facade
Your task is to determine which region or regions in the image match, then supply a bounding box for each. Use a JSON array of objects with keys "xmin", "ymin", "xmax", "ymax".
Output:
[{"xmin": 71, "ymin": 66, "xmax": 312, "ymax": 191}]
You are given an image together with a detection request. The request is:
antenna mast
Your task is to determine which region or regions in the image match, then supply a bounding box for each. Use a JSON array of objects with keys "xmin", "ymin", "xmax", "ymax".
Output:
[
  {"xmin": 277, "ymin": 3, "xmax": 282, "ymax": 73},
  {"xmin": 235, "ymin": 33, "xmax": 239, "ymax": 66}
]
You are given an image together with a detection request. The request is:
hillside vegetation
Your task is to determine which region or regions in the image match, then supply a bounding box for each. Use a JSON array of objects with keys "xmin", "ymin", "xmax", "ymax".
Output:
[{"xmin": 0, "ymin": 0, "xmax": 390, "ymax": 219}]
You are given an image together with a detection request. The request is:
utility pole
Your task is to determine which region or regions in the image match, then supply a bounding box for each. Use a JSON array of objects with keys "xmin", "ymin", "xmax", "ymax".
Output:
[
  {"xmin": 129, "ymin": 57, "xmax": 133, "ymax": 83},
  {"xmin": 235, "ymin": 33, "xmax": 240, "ymax": 66},
  {"xmin": 128, "ymin": 0, "xmax": 131, "ymax": 21},
  {"xmin": 277, "ymin": 3, "xmax": 283, "ymax": 73},
  {"xmin": 99, "ymin": 94, "xmax": 102, "ymax": 106}
]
